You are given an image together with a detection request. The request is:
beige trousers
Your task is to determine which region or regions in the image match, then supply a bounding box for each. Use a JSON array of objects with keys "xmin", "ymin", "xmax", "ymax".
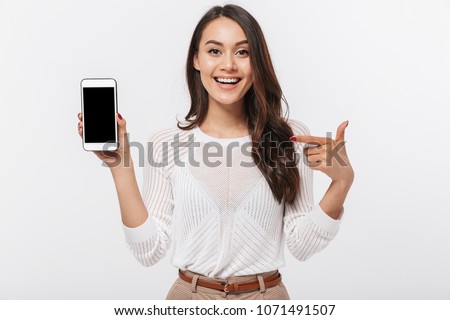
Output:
[{"xmin": 166, "ymin": 269, "xmax": 290, "ymax": 300}]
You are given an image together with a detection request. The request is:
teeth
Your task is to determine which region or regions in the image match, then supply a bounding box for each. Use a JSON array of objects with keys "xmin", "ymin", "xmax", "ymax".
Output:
[{"xmin": 216, "ymin": 77, "xmax": 240, "ymax": 84}]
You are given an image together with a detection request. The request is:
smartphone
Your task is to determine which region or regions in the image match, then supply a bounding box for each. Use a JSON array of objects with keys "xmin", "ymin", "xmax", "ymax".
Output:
[{"xmin": 80, "ymin": 78, "xmax": 118, "ymax": 151}]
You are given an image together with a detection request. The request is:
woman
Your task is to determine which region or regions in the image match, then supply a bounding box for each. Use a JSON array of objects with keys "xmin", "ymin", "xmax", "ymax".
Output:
[{"xmin": 77, "ymin": 4, "xmax": 354, "ymax": 300}]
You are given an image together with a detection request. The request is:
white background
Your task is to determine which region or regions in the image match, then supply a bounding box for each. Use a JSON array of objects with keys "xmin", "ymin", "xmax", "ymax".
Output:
[{"xmin": 1, "ymin": 0, "xmax": 449, "ymax": 299}]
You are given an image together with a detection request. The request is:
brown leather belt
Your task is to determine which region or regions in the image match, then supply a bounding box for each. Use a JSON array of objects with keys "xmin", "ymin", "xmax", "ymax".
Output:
[{"xmin": 178, "ymin": 270, "xmax": 282, "ymax": 293}]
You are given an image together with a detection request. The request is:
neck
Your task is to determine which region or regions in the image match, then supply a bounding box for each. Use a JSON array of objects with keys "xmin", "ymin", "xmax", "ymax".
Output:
[{"xmin": 199, "ymin": 97, "xmax": 249, "ymax": 137}]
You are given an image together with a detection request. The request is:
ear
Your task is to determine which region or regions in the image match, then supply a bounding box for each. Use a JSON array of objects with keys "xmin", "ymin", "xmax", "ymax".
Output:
[{"xmin": 193, "ymin": 53, "xmax": 200, "ymax": 71}]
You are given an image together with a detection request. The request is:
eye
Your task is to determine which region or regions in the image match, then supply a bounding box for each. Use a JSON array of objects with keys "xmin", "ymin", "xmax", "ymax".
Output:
[
  {"xmin": 208, "ymin": 48, "xmax": 221, "ymax": 55},
  {"xmin": 236, "ymin": 49, "xmax": 249, "ymax": 56}
]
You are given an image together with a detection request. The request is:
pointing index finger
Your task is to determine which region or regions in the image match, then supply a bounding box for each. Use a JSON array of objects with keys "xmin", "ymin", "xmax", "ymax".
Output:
[{"xmin": 291, "ymin": 135, "xmax": 329, "ymax": 145}]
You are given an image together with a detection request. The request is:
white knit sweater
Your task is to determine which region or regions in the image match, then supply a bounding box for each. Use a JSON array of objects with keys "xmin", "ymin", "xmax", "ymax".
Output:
[{"xmin": 122, "ymin": 119, "xmax": 343, "ymax": 278}]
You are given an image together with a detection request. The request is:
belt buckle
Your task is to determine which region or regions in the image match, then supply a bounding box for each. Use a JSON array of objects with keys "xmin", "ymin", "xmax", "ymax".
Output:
[{"xmin": 223, "ymin": 283, "xmax": 230, "ymax": 293}]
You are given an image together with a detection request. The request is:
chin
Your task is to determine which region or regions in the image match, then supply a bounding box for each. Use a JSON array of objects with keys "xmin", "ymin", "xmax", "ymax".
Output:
[
  {"xmin": 210, "ymin": 90, "xmax": 247, "ymax": 105},
  {"xmin": 212, "ymin": 95, "xmax": 245, "ymax": 106}
]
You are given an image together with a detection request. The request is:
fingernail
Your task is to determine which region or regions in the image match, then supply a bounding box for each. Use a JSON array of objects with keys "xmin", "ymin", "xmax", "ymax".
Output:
[
  {"xmin": 290, "ymin": 136, "xmax": 297, "ymax": 141},
  {"xmin": 118, "ymin": 113, "xmax": 123, "ymax": 120},
  {"xmin": 345, "ymin": 120, "xmax": 349, "ymax": 127}
]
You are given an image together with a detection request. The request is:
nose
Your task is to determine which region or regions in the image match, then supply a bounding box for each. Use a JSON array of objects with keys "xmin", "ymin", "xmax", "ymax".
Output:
[{"xmin": 220, "ymin": 53, "xmax": 237, "ymax": 72}]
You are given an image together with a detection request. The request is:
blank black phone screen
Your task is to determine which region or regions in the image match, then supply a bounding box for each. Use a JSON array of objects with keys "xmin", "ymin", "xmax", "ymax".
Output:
[{"xmin": 83, "ymin": 87, "xmax": 116, "ymax": 143}]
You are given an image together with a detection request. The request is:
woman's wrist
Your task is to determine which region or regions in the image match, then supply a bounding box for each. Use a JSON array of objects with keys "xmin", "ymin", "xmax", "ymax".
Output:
[
  {"xmin": 332, "ymin": 177, "xmax": 353, "ymax": 192},
  {"xmin": 332, "ymin": 168, "xmax": 354, "ymax": 190},
  {"xmin": 109, "ymin": 155, "xmax": 134, "ymax": 173}
]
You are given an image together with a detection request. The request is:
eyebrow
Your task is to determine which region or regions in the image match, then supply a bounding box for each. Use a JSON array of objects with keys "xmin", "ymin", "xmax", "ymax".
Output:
[{"xmin": 204, "ymin": 40, "xmax": 248, "ymax": 47}]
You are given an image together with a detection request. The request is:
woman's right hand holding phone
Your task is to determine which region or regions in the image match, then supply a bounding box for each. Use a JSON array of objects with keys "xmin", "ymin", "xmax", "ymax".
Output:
[
  {"xmin": 77, "ymin": 112, "xmax": 131, "ymax": 168},
  {"xmin": 78, "ymin": 112, "xmax": 148, "ymax": 227}
]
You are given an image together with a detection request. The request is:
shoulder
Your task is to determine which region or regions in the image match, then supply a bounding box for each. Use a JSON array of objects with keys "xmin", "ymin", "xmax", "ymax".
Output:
[
  {"xmin": 145, "ymin": 124, "xmax": 195, "ymax": 171},
  {"xmin": 286, "ymin": 118, "xmax": 311, "ymax": 136},
  {"xmin": 147, "ymin": 124, "xmax": 193, "ymax": 146}
]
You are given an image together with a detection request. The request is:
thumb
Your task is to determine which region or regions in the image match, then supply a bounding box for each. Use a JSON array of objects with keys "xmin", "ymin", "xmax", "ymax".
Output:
[
  {"xmin": 335, "ymin": 120, "xmax": 349, "ymax": 141},
  {"xmin": 117, "ymin": 113, "xmax": 127, "ymax": 133}
]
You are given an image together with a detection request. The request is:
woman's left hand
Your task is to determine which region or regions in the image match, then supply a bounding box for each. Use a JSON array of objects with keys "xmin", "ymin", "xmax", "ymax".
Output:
[{"xmin": 290, "ymin": 121, "xmax": 354, "ymax": 187}]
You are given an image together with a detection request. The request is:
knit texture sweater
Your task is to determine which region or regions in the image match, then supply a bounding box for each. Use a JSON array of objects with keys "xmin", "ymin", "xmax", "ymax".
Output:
[{"xmin": 122, "ymin": 119, "xmax": 344, "ymax": 278}]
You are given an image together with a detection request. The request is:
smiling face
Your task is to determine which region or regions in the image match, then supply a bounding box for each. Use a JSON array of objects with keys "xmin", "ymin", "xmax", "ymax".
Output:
[{"xmin": 193, "ymin": 17, "xmax": 253, "ymax": 109}]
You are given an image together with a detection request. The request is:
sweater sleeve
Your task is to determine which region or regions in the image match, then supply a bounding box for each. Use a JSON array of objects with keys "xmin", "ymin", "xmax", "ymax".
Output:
[
  {"xmin": 283, "ymin": 119, "xmax": 344, "ymax": 261},
  {"xmin": 122, "ymin": 130, "xmax": 174, "ymax": 267}
]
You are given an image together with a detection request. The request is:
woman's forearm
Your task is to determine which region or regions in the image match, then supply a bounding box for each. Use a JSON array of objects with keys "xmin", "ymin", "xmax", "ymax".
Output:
[
  {"xmin": 110, "ymin": 160, "xmax": 148, "ymax": 228},
  {"xmin": 319, "ymin": 179, "xmax": 352, "ymax": 220}
]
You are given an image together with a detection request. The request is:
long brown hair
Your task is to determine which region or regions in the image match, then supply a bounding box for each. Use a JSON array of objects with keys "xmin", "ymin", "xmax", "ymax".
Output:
[{"xmin": 177, "ymin": 4, "xmax": 300, "ymax": 205}]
